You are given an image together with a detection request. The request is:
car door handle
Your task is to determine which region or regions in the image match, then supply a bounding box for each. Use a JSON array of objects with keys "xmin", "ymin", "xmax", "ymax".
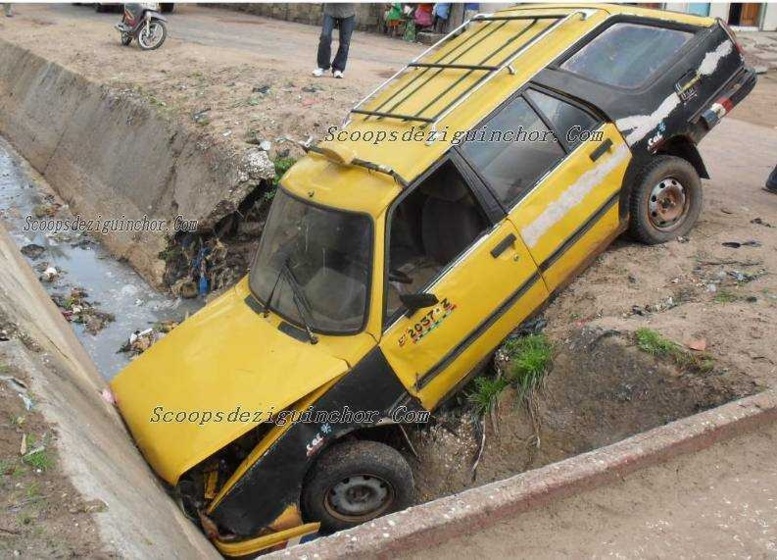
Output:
[
  {"xmin": 589, "ymin": 138, "xmax": 613, "ymax": 162},
  {"xmin": 490, "ymin": 233, "xmax": 516, "ymax": 258}
]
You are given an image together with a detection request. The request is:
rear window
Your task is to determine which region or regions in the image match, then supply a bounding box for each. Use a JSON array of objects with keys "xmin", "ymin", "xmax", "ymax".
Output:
[{"xmin": 560, "ymin": 23, "xmax": 694, "ymax": 89}]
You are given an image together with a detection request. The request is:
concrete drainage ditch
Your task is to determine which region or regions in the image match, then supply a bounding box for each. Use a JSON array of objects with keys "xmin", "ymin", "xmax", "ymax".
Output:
[{"xmin": 0, "ymin": 130, "xmax": 770, "ymax": 558}]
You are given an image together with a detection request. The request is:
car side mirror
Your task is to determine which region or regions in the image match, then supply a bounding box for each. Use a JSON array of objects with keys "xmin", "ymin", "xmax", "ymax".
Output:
[{"xmin": 400, "ymin": 292, "xmax": 439, "ymax": 314}]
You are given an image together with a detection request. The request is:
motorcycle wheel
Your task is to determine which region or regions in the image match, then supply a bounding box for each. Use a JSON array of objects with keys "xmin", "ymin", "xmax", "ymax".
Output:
[
  {"xmin": 138, "ymin": 20, "xmax": 167, "ymax": 50},
  {"xmin": 121, "ymin": 33, "xmax": 132, "ymax": 46}
]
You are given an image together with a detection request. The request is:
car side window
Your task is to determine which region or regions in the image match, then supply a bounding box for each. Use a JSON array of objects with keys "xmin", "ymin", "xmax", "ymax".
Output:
[
  {"xmin": 385, "ymin": 160, "xmax": 490, "ymax": 324},
  {"xmin": 459, "ymin": 96, "xmax": 565, "ymax": 209},
  {"xmin": 525, "ymin": 89, "xmax": 601, "ymax": 151},
  {"xmin": 560, "ymin": 23, "xmax": 694, "ymax": 89}
]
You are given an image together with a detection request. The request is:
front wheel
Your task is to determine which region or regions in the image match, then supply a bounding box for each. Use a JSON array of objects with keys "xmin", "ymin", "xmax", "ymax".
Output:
[
  {"xmin": 301, "ymin": 440, "xmax": 414, "ymax": 533},
  {"xmin": 137, "ymin": 19, "xmax": 167, "ymax": 50},
  {"xmin": 628, "ymin": 155, "xmax": 703, "ymax": 244}
]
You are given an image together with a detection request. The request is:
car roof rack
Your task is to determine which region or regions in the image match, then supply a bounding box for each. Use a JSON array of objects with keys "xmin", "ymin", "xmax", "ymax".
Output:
[{"xmin": 343, "ymin": 10, "xmax": 595, "ymax": 134}]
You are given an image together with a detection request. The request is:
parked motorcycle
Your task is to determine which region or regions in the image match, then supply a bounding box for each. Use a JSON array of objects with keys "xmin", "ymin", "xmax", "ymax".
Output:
[{"xmin": 116, "ymin": 3, "xmax": 167, "ymax": 50}]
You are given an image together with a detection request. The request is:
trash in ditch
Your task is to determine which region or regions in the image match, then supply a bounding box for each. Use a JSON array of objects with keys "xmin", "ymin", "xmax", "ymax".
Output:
[
  {"xmin": 101, "ymin": 388, "xmax": 117, "ymax": 405},
  {"xmin": 51, "ymin": 287, "xmax": 115, "ymax": 335},
  {"xmin": 119, "ymin": 320, "xmax": 179, "ymax": 357},
  {"xmin": 252, "ymin": 84, "xmax": 271, "ymax": 95},
  {"xmin": 722, "ymin": 240, "xmax": 762, "ymax": 248},
  {"xmin": 1, "ymin": 374, "xmax": 29, "ymax": 402},
  {"xmin": 20, "ymin": 243, "xmax": 45, "ymax": 259},
  {"xmin": 40, "ymin": 266, "xmax": 59, "ymax": 283},
  {"xmin": 0, "ymin": 329, "xmax": 9, "ymax": 341},
  {"xmin": 727, "ymin": 269, "xmax": 767, "ymax": 284},
  {"xmin": 192, "ymin": 107, "xmax": 211, "ymax": 125},
  {"xmin": 20, "ymin": 434, "xmax": 27, "ymax": 456},
  {"xmin": 750, "ymin": 217, "xmax": 774, "ymax": 228},
  {"xmin": 33, "ymin": 198, "xmax": 61, "ymax": 218}
]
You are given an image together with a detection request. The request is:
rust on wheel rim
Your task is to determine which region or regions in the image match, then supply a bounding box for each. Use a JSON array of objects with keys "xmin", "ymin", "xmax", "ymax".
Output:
[{"xmin": 648, "ymin": 177, "xmax": 687, "ymax": 231}]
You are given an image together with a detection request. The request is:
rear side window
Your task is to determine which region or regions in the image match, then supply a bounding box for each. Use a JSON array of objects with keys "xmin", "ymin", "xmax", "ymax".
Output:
[
  {"xmin": 560, "ymin": 23, "xmax": 694, "ymax": 89},
  {"xmin": 526, "ymin": 90, "xmax": 600, "ymax": 151},
  {"xmin": 460, "ymin": 97, "xmax": 564, "ymax": 208}
]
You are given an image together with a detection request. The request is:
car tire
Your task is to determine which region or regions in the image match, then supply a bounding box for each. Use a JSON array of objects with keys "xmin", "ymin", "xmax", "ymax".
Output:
[
  {"xmin": 628, "ymin": 155, "xmax": 702, "ymax": 244},
  {"xmin": 301, "ymin": 440, "xmax": 414, "ymax": 533}
]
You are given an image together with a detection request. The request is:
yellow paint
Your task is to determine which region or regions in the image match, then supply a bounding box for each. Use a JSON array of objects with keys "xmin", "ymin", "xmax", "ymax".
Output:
[
  {"xmin": 213, "ymin": 522, "xmax": 320, "ymax": 557},
  {"xmin": 379, "ymin": 220, "xmax": 549, "ymax": 409},
  {"xmin": 110, "ymin": 278, "xmax": 374, "ymax": 485}
]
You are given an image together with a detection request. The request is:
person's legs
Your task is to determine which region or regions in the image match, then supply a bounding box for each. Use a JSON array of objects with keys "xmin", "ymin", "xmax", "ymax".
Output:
[
  {"xmin": 4, "ymin": 3, "xmax": 13, "ymax": 17},
  {"xmin": 332, "ymin": 15, "xmax": 355, "ymax": 73},
  {"xmin": 317, "ymin": 14, "xmax": 335, "ymax": 71}
]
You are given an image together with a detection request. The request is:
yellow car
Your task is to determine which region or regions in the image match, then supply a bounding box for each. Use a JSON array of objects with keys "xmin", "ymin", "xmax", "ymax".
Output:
[{"xmin": 110, "ymin": 4, "xmax": 755, "ymax": 555}]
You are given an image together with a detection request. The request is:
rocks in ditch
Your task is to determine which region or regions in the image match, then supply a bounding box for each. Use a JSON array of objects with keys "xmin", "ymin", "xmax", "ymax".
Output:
[{"xmin": 21, "ymin": 243, "xmax": 45, "ymax": 259}]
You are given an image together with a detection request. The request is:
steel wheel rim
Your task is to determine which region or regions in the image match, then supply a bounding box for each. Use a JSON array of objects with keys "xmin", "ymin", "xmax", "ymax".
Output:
[
  {"xmin": 138, "ymin": 22, "xmax": 164, "ymax": 48},
  {"xmin": 324, "ymin": 474, "xmax": 395, "ymax": 522},
  {"xmin": 648, "ymin": 177, "xmax": 688, "ymax": 231}
]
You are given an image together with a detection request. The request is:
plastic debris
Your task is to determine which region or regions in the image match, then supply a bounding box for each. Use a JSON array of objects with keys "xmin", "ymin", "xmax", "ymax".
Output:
[
  {"xmin": 120, "ymin": 321, "xmax": 179, "ymax": 357},
  {"xmin": 40, "ymin": 266, "xmax": 59, "ymax": 283}
]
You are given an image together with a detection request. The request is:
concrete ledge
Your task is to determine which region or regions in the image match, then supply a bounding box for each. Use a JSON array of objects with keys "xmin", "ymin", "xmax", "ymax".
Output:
[
  {"xmin": 273, "ymin": 390, "xmax": 777, "ymax": 559},
  {"xmin": 0, "ymin": 39, "xmax": 274, "ymax": 287},
  {"xmin": 0, "ymin": 222, "xmax": 219, "ymax": 559}
]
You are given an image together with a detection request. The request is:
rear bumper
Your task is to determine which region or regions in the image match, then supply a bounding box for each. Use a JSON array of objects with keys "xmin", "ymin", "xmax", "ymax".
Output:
[{"xmin": 699, "ymin": 66, "xmax": 757, "ymax": 130}]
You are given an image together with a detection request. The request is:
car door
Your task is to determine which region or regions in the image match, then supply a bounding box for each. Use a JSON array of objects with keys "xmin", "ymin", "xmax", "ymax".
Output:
[
  {"xmin": 378, "ymin": 157, "xmax": 548, "ymax": 410},
  {"xmin": 458, "ymin": 88, "xmax": 631, "ymax": 293}
]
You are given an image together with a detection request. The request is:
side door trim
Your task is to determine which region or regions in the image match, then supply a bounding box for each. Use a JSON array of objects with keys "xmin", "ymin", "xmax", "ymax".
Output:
[{"xmin": 415, "ymin": 270, "xmax": 542, "ymax": 390}]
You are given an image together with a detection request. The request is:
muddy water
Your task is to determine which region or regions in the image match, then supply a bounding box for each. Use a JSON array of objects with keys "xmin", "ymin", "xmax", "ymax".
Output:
[{"xmin": 0, "ymin": 138, "xmax": 202, "ymax": 380}]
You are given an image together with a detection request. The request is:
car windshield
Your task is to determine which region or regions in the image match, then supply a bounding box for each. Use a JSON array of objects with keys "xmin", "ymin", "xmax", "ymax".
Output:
[{"xmin": 249, "ymin": 189, "xmax": 372, "ymax": 334}]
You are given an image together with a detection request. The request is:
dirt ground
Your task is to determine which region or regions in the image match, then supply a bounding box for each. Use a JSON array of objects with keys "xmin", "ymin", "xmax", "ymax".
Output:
[
  {"xmin": 0, "ymin": 313, "xmax": 107, "ymax": 558},
  {"xmin": 0, "ymin": 4, "xmax": 423, "ymax": 162},
  {"xmin": 409, "ymin": 327, "xmax": 759, "ymax": 503}
]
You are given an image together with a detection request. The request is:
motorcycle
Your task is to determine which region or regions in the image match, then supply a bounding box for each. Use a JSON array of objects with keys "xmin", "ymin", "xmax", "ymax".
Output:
[{"xmin": 116, "ymin": 3, "xmax": 168, "ymax": 50}]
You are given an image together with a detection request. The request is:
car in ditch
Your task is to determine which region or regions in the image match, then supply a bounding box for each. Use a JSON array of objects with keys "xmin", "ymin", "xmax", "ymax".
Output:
[{"xmin": 109, "ymin": 3, "xmax": 755, "ymax": 556}]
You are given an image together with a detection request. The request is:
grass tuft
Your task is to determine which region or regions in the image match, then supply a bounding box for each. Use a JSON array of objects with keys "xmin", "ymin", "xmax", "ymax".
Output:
[
  {"xmin": 504, "ymin": 334, "xmax": 554, "ymax": 400},
  {"xmin": 23, "ymin": 449, "xmax": 54, "ymax": 471},
  {"xmin": 467, "ymin": 375, "xmax": 510, "ymax": 416},
  {"xmin": 635, "ymin": 328, "xmax": 714, "ymax": 373}
]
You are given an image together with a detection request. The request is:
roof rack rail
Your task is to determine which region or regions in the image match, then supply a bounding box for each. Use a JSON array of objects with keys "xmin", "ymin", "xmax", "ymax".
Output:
[{"xmin": 343, "ymin": 10, "xmax": 595, "ymax": 134}]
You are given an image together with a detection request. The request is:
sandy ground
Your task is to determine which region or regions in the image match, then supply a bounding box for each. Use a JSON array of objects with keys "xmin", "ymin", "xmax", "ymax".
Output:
[{"xmin": 403, "ymin": 420, "xmax": 777, "ymax": 560}]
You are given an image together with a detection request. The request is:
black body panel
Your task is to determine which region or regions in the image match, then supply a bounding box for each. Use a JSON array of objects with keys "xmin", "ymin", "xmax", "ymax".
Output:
[
  {"xmin": 534, "ymin": 20, "xmax": 746, "ymax": 163},
  {"xmin": 209, "ymin": 348, "xmax": 423, "ymax": 536}
]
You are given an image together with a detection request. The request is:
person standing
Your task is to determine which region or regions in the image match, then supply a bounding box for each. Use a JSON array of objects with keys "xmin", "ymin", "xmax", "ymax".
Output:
[
  {"xmin": 3, "ymin": 3, "xmax": 12, "ymax": 17},
  {"xmin": 313, "ymin": 3, "xmax": 356, "ymax": 79}
]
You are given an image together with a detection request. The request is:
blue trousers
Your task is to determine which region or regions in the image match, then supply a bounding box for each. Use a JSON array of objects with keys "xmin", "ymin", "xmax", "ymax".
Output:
[{"xmin": 317, "ymin": 14, "xmax": 355, "ymax": 72}]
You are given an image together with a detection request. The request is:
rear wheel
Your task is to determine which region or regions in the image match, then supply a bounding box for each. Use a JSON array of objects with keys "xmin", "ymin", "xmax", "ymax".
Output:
[
  {"xmin": 628, "ymin": 155, "xmax": 702, "ymax": 244},
  {"xmin": 301, "ymin": 440, "xmax": 414, "ymax": 533},
  {"xmin": 137, "ymin": 20, "xmax": 167, "ymax": 50},
  {"xmin": 120, "ymin": 32, "xmax": 132, "ymax": 46}
]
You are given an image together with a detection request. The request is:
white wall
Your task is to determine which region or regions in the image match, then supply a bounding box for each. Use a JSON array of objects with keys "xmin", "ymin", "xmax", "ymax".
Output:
[{"xmin": 762, "ymin": 3, "xmax": 777, "ymax": 31}]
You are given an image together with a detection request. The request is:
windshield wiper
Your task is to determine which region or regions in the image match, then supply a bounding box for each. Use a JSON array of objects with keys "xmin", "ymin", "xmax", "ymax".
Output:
[{"xmin": 280, "ymin": 261, "xmax": 319, "ymax": 345}]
